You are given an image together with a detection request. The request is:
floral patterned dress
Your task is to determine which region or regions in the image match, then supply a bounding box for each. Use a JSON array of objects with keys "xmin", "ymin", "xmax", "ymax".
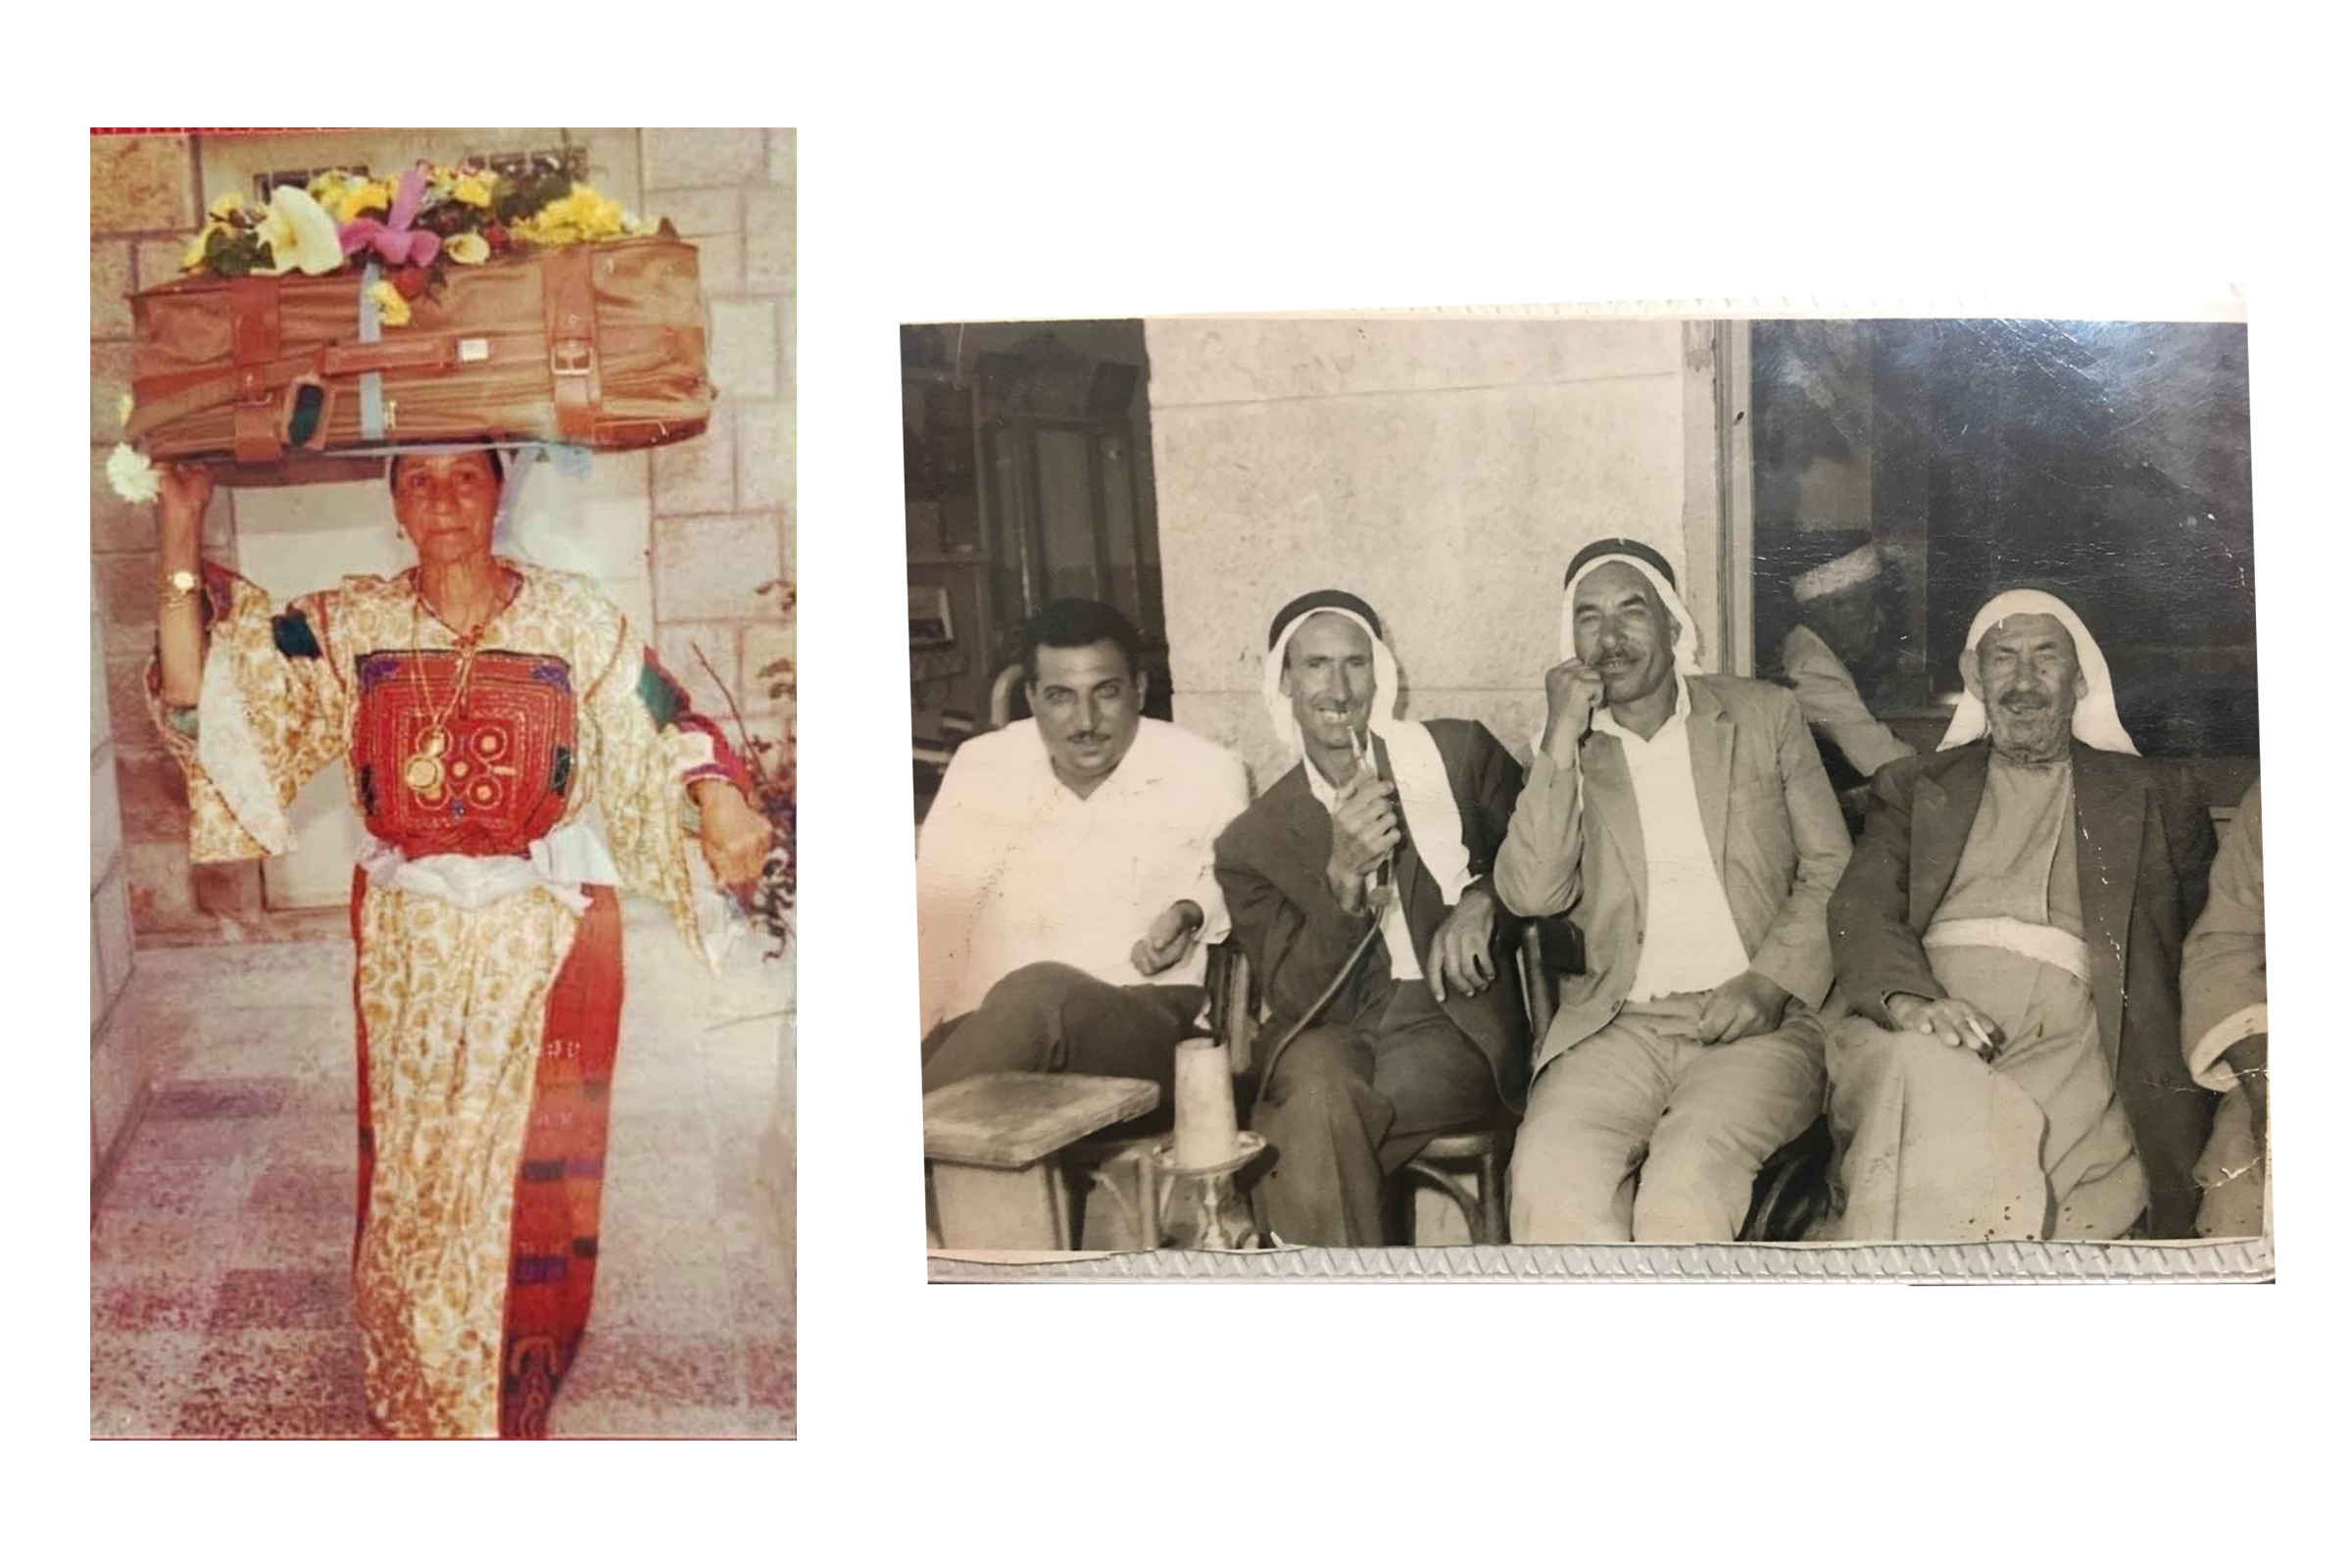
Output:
[{"xmin": 152, "ymin": 558, "xmax": 735, "ymax": 1437}]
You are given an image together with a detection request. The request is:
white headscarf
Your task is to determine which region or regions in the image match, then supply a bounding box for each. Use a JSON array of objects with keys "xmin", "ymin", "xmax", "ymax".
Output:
[
  {"xmin": 1531, "ymin": 548, "xmax": 1705, "ymax": 753},
  {"xmin": 1263, "ymin": 604, "xmax": 1475, "ymax": 907},
  {"xmin": 1936, "ymin": 588, "xmax": 2138, "ymax": 755},
  {"xmin": 1554, "ymin": 550, "xmax": 1705, "ymax": 672}
]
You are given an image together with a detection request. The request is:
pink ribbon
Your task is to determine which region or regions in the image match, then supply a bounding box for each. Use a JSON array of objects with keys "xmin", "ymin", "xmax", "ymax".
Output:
[{"xmin": 337, "ymin": 164, "xmax": 442, "ymax": 268}]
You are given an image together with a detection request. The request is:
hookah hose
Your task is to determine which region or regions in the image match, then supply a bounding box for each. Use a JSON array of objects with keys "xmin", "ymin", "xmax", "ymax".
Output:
[{"xmin": 1247, "ymin": 902, "xmax": 1387, "ymax": 1114}]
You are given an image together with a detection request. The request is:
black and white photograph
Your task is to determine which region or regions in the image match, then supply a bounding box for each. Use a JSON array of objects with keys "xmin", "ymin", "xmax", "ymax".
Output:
[{"xmin": 905, "ymin": 311, "xmax": 2265, "ymax": 1271}]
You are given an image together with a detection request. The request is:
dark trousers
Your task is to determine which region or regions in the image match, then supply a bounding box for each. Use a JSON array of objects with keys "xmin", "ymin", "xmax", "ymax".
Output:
[
  {"xmin": 1249, "ymin": 976, "xmax": 1497, "ymax": 1248},
  {"xmin": 919, "ymin": 962, "xmax": 1206, "ymax": 1108}
]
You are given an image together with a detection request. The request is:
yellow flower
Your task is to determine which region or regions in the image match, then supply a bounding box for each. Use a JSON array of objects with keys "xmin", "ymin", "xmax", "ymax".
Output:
[
  {"xmin": 179, "ymin": 228, "xmax": 213, "ymax": 270},
  {"xmin": 443, "ymin": 231, "xmax": 490, "ymax": 265},
  {"xmin": 367, "ymin": 278, "xmax": 412, "ymax": 328},
  {"xmin": 207, "ymin": 190, "xmax": 246, "ymax": 220},
  {"xmin": 106, "ymin": 443, "xmax": 160, "ymax": 505},
  {"xmin": 117, "ymin": 392, "xmax": 135, "ymax": 429},
  {"xmin": 453, "ymin": 174, "xmax": 493, "ymax": 208},
  {"xmin": 254, "ymin": 186, "xmax": 344, "ymax": 276},
  {"xmin": 335, "ymin": 179, "xmax": 394, "ymax": 223}
]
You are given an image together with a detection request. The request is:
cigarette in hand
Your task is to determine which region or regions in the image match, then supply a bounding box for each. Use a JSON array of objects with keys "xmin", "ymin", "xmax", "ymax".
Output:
[{"xmin": 1964, "ymin": 1017, "xmax": 1997, "ymax": 1059}]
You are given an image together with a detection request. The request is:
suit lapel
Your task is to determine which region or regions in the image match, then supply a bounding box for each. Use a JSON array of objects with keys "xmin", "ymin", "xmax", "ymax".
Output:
[
  {"xmin": 1580, "ymin": 733, "xmax": 1646, "ymax": 924},
  {"xmin": 1910, "ymin": 745, "xmax": 1987, "ymax": 931},
  {"xmin": 1685, "ymin": 679, "xmax": 1735, "ymax": 881},
  {"xmin": 2072, "ymin": 743, "xmax": 2143, "ymax": 1054},
  {"xmin": 1274, "ymin": 765, "xmax": 1332, "ymax": 905}
]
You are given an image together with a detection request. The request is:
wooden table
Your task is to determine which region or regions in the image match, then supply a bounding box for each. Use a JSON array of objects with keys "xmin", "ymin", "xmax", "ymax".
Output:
[{"xmin": 923, "ymin": 1072, "xmax": 1161, "ymax": 1250}]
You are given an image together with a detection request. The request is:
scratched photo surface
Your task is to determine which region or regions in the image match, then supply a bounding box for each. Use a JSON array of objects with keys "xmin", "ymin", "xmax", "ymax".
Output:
[{"xmin": 904, "ymin": 312, "xmax": 2264, "ymax": 1280}]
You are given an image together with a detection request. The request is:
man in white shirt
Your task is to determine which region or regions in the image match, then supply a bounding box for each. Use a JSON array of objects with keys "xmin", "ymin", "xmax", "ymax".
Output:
[
  {"xmin": 917, "ymin": 599, "xmax": 1250, "ymax": 1100},
  {"xmin": 1496, "ymin": 540, "xmax": 1851, "ymax": 1243}
]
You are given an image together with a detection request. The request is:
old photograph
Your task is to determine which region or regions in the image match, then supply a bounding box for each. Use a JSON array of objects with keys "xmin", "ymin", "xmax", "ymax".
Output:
[
  {"xmin": 89, "ymin": 127, "xmax": 796, "ymax": 1435},
  {"xmin": 906, "ymin": 311, "xmax": 2263, "ymax": 1267}
]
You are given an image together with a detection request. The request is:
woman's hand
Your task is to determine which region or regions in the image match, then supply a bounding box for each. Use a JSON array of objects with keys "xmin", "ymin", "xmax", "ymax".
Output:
[
  {"xmin": 156, "ymin": 463, "xmax": 213, "ymax": 564},
  {"xmin": 692, "ymin": 780, "xmax": 776, "ymax": 896}
]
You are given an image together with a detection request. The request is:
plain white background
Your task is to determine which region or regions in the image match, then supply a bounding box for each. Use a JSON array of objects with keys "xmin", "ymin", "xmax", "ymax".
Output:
[{"xmin": 22, "ymin": 11, "xmax": 2347, "ymax": 1561}]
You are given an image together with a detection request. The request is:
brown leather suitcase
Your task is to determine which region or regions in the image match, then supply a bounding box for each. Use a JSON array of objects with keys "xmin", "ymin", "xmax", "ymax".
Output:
[{"xmin": 125, "ymin": 236, "xmax": 712, "ymax": 479}]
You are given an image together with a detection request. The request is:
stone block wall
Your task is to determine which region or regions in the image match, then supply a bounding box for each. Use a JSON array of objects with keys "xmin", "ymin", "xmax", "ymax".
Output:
[{"xmin": 1144, "ymin": 316, "xmax": 1718, "ymax": 788}]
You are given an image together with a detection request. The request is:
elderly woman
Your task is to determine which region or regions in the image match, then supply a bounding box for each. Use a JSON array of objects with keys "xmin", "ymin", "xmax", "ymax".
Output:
[{"xmin": 147, "ymin": 451, "xmax": 773, "ymax": 1438}]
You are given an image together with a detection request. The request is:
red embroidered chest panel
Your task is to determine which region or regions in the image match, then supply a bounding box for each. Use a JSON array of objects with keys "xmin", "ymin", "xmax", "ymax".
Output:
[{"xmin": 355, "ymin": 649, "xmax": 577, "ymax": 858}]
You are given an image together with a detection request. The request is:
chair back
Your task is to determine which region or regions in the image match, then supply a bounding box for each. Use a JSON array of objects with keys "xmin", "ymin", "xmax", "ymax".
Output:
[{"xmin": 987, "ymin": 664, "xmax": 1028, "ymax": 731}]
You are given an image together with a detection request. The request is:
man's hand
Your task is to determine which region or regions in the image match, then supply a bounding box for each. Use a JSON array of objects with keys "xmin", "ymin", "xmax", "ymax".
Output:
[
  {"xmin": 1886, "ymin": 992, "xmax": 2005, "ymax": 1058},
  {"xmin": 1323, "ymin": 773, "xmax": 1400, "ymax": 914},
  {"xmin": 1429, "ymin": 886, "xmax": 1498, "ymax": 1004},
  {"xmin": 692, "ymin": 780, "xmax": 775, "ymax": 896},
  {"xmin": 1539, "ymin": 659, "xmax": 1606, "ymax": 765},
  {"xmin": 1131, "ymin": 900, "xmax": 1203, "ymax": 977},
  {"xmin": 2225, "ymin": 1032, "xmax": 2269, "ymax": 1152},
  {"xmin": 1697, "ymin": 969, "xmax": 1790, "ymax": 1045}
]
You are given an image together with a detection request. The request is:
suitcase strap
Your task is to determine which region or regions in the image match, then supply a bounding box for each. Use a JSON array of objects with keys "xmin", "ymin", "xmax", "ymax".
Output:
[
  {"xmin": 228, "ymin": 277, "xmax": 282, "ymax": 464},
  {"xmin": 540, "ymin": 249, "xmax": 602, "ymax": 441}
]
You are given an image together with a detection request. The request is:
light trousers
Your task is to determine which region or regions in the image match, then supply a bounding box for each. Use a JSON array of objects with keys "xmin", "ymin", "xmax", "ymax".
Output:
[{"xmin": 1508, "ymin": 995, "xmax": 1827, "ymax": 1244}]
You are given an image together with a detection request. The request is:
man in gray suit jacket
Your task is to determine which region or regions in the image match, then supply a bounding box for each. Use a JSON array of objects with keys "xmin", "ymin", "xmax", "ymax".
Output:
[{"xmin": 1497, "ymin": 540, "xmax": 1851, "ymax": 1243}]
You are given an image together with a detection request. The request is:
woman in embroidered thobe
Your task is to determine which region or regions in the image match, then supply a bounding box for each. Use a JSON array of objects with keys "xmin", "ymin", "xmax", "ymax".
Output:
[{"xmin": 145, "ymin": 453, "xmax": 773, "ymax": 1438}]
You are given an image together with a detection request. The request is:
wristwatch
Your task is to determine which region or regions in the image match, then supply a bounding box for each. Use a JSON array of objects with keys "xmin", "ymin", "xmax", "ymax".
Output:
[{"xmin": 160, "ymin": 566, "xmax": 199, "ymax": 609}]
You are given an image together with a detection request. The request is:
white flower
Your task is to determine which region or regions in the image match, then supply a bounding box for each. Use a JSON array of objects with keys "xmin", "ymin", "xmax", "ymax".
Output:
[{"xmin": 106, "ymin": 443, "xmax": 160, "ymax": 505}]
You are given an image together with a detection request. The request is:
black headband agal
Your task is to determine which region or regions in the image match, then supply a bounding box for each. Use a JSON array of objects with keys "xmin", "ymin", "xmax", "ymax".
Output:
[
  {"xmin": 1267, "ymin": 589, "xmax": 1383, "ymax": 650},
  {"xmin": 1563, "ymin": 537, "xmax": 1678, "ymax": 591}
]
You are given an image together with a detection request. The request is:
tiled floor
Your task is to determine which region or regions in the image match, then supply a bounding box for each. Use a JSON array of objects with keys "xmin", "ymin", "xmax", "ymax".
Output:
[{"xmin": 91, "ymin": 907, "xmax": 795, "ymax": 1439}]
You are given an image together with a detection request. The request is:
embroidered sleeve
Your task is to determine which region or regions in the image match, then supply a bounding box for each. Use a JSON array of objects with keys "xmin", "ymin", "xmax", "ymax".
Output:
[
  {"xmin": 578, "ymin": 599, "xmax": 717, "ymax": 966},
  {"xmin": 145, "ymin": 566, "xmax": 349, "ymax": 862},
  {"xmin": 636, "ymin": 644, "xmax": 757, "ymax": 796}
]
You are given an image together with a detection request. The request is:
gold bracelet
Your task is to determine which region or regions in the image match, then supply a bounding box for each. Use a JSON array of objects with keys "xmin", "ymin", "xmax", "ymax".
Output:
[{"xmin": 159, "ymin": 566, "xmax": 200, "ymax": 611}]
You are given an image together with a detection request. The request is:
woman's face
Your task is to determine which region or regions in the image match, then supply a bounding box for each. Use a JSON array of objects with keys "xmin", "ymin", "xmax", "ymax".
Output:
[{"xmin": 392, "ymin": 453, "xmax": 502, "ymax": 565}]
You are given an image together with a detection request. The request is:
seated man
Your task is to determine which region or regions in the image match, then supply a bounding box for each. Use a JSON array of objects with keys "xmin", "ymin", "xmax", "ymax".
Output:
[
  {"xmin": 1822, "ymin": 590, "xmax": 2217, "ymax": 1242},
  {"xmin": 2182, "ymin": 780, "xmax": 2267, "ymax": 1239},
  {"xmin": 1497, "ymin": 540, "xmax": 1849, "ymax": 1244},
  {"xmin": 1780, "ymin": 538, "xmax": 1915, "ymax": 783},
  {"xmin": 917, "ymin": 598, "xmax": 1250, "ymax": 1102},
  {"xmin": 1214, "ymin": 592, "xmax": 1527, "ymax": 1247}
]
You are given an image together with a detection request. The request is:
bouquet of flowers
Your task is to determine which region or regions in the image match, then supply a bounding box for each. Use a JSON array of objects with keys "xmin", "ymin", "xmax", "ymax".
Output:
[{"xmin": 174, "ymin": 154, "xmax": 658, "ymax": 328}]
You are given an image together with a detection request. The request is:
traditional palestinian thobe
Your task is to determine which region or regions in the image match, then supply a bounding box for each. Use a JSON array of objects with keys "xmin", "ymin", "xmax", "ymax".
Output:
[
  {"xmin": 1823, "ymin": 755, "xmax": 2146, "ymax": 1241},
  {"xmin": 1821, "ymin": 588, "xmax": 2213, "ymax": 1242},
  {"xmin": 151, "ymin": 561, "xmax": 737, "ymax": 1437}
]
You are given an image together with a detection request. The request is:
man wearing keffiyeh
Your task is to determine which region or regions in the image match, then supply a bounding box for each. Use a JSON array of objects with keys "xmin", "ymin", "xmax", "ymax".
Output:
[
  {"xmin": 1212, "ymin": 592, "xmax": 1529, "ymax": 1247},
  {"xmin": 1823, "ymin": 589, "xmax": 2218, "ymax": 1241},
  {"xmin": 1495, "ymin": 540, "xmax": 1851, "ymax": 1244}
]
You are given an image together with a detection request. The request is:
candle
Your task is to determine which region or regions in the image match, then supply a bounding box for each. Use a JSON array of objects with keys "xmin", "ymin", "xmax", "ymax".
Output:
[{"xmin": 1171, "ymin": 1037, "xmax": 1240, "ymax": 1170}]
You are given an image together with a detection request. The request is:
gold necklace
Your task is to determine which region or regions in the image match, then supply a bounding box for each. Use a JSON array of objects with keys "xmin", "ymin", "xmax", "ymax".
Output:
[{"xmin": 401, "ymin": 586, "xmax": 485, "ymax": 801}]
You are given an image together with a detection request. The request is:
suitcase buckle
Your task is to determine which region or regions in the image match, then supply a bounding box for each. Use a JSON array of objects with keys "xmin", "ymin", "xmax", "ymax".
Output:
[{"xmin": 551, "ymin": 339, "xmax": 595, "ymax": 377}]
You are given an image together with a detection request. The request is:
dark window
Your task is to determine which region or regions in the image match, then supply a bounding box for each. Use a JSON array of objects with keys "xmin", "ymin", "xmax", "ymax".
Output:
[{"xmin": 1751, "ymin": 318, "xmax": 2256, "ymax": 763}]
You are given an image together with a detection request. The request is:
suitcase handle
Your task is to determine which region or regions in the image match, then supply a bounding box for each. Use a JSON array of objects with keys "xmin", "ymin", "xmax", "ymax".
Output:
[{"xmin": 319, "ymin": 337, "xmax": 458, "ymax": 377}]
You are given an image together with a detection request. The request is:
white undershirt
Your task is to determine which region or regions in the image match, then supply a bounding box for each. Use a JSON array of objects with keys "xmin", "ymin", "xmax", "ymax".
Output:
[
  {"xmin": 1304, "ymin": 751, "xmax": 1424, "ymax": 981},
  {"xmin": 1592, "ymin": 675, "xmax": 1752, "ymax": 1001}
]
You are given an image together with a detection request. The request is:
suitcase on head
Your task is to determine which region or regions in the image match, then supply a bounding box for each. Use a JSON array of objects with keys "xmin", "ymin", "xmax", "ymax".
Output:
[{"xmin": 124, "ymin": 235, "xmax": 712, "ymax": 480}]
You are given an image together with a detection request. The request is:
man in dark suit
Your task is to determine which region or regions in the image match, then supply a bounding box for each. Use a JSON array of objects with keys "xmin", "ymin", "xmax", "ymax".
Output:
[
  {"xmin": 1214, "ymin": 591, "xmax": 1528, "ymax": 1247},
  {"xmin": 1823, "ymin": 590, "xmax": 2217, "ymax": 1241}
]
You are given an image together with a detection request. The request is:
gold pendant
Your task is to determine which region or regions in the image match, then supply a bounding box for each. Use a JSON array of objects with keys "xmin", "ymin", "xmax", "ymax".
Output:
[{"xmin": 403, "ymin": 752, "xmax": 445, "ymax": 796}]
